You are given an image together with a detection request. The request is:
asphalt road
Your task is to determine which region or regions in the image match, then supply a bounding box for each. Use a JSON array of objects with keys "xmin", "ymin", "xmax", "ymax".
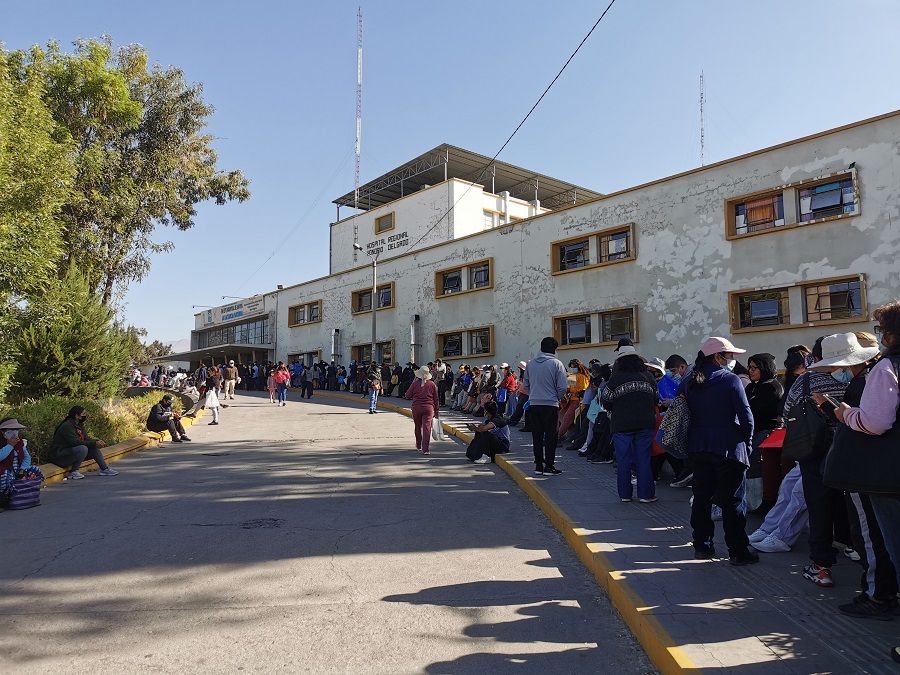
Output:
[{"xmin": 0, "ymin": 392, "xmax": 653, "ymax": 674}]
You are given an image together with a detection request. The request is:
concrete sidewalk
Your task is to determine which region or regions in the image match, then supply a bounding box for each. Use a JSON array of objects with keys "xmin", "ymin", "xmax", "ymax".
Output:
[{"xmin": 336, "ymin": 390, "xmax": 900, "ymax": 674}]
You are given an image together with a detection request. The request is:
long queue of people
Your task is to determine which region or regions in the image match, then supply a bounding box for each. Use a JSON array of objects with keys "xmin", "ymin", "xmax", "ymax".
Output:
[{"xmin": 431, "ymin": 305, "xmax": 900, "ymax": 637}]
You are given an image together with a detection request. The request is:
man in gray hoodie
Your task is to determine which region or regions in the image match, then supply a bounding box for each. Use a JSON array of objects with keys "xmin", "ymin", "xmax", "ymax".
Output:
[{"xmin": 523, "ymin": 337, "xmax": 569, "ymax": 475}]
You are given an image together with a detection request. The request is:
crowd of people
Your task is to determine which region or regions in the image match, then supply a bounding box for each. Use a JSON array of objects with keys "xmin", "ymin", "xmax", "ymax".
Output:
[{"xmin": 412, "ymin": 304, "xmax": 900, "ymax": 631}]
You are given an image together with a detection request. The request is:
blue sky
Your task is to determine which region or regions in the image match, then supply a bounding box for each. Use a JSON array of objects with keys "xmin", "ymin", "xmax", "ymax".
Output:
[{"xmin": 5, "ymin": 0, "xmax": 900, "ymax": 345}]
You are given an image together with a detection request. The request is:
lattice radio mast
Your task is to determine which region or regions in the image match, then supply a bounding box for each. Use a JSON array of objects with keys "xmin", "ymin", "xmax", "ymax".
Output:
[
  {"xmin": 700, "ymin": 71, "xmax": 706, "ymax": 166},
  {"xmin": 352, "ymin": 8, "xmax": 363, "ymax": 262}
]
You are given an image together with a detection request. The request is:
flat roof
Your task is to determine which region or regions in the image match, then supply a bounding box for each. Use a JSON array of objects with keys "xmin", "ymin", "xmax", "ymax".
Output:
[{"xmin": 333, "ymin": 143, "xmax": 602, "ymax": 211}]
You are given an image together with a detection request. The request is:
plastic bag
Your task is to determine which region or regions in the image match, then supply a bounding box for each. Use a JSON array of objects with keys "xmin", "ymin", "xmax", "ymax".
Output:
[{"xmin": 431, "ymin": 417, "xmax": 446, "ymax": 441}]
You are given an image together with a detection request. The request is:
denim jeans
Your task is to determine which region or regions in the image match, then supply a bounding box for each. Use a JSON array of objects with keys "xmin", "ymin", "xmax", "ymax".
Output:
[
  {"xmin": 869, "ymin": 494, "xmax": 900, "ymax": 591},
  {"xmin": 369, "ymin": 386, "xmax": 379, "ymax": 411},
  {"xmin": 613, "ymin": 429, "xmax": 654, "ymax": 500},
  {"xmin": 277, "ymin": 383, "xmax": 288, "ymax": 404},
  {"xmin": 505, "ymin": 393, "xmax": 519, "ymax": 420}
]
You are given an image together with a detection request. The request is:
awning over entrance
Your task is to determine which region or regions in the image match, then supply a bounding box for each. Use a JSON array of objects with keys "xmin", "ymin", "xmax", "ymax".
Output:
[{"xmin": 151, "ymin": 343, "xmax": 274, "ymax": 366}]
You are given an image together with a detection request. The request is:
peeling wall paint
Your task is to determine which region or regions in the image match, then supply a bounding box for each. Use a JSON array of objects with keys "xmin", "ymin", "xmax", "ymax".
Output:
[{"xmin": 257, "ymin": 114, "xmax": 900, "ymax": 368}]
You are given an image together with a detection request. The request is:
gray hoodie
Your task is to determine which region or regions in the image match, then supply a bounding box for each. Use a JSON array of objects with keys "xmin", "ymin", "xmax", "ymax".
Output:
[{"xmin": 523, "ymin": 352, "xmax": 568, "ymax": 407}]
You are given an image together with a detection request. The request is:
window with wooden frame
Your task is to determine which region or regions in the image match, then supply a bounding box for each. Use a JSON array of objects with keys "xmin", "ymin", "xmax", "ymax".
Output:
[
  {"xmin": 803, "ymin": 277, "xmax": 864, "ymax": 323},
  {"xmin": 351, "ymin": 283, "xmax": 395, "ymax": 314},
  {"xmin": 552, "ymin": 307, "xmax": 638, "ymax": 348},
  {"xmin": 561, "ymin": 315, "xmax": 591, "ymax": 346},
  {"xmin": 551, "ymin": 224, "xmax": 636, "ymax": 275},
  {"xmin": 434, "ymin": 259, "xmax": 494, "ymax": 298},
  {"xmin": 375, "ymin": 212, "xmax": 395, "ymax": 234},
  {"xmin": 726, "ymin": 169, "xmax": 859, "ymax": 240},
  {"xmin": 287, "ymin": 300, "xmax": 323, "ymax": 327},
  {"xmin": 435, "ymin": 326, "xmax": 495, "ymax": 360},
  {"xmin": 351, "ymin": 340, "xmax": 395, "ymax": 365},
  {"xmin": 733, "ymin": 289, "xmax": 790, "ymax": 330}
]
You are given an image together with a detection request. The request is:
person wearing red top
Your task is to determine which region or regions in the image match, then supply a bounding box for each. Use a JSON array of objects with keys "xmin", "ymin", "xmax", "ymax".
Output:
[
  {"xmin": 406, "ymin": 366, "xmax": 440, "ymax": 455},
  {"xmin": 273, "ymin": 362, "xmax": 291, "ymax": 407},
  {"xmin": 499, "ymin": 364, "xmax": 517, "ymax": 416}
]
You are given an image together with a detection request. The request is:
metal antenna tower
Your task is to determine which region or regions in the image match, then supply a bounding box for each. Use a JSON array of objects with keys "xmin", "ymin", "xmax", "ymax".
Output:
[
  {"xmin": 700, "ymin": 71, "xmax": 706, "ymax": 166},
  {"xmin": 353, "ymin": 8, "xmax": 363, "ymax": 261}
]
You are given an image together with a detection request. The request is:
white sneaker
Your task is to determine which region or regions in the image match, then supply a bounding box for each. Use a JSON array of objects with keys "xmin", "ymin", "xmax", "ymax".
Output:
[
  {"xmin": 749, "ymin": 528, "xmax": 769, "ymax": 543},
  {"xmin": 68, "ymin": 471, "xmax": 85, "ymax": 480},
  {"xmin": 474, "ymin": 454, "xmax": 490, "ymax": 465},
  {"xmin": 843, "ymin": 547, "xmax": 861, "ymax": 562},
  {"xmin": 751, "ymin": 534, "xmax": 791, "ymax": 553}
]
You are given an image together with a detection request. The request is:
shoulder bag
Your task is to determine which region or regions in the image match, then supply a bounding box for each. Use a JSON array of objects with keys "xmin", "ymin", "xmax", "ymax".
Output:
[
  {"xmin": 658, "ymin": 394, "xmax": 690, "ymax": 458},
  {"xmin": 782, "ymin": 375, "xmax": 829, "ymax": 462},
  {"xmin": 822, "ymin": 357, "xmax": 900, "ymax": 494}
]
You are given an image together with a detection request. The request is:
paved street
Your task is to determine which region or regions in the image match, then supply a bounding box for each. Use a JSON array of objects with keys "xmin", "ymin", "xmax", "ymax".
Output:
[{"xmin": 0, "ymin": 393, "xmax": 652, "ymax": 674}]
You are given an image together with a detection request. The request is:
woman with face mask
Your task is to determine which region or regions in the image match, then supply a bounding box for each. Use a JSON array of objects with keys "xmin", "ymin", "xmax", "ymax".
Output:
[
  {"xmin": 557, "ymin": 359, "xmax": 591, "ymax": 443},
  {"xmin": 745, "ymin": 353, "xmax": 784, "ymax": 517},
  {"xmin": 0, "ymin": 418, "xmax": 43, "ymax": 508},
  {"xmin": 677, "ymin": 337, "xmax": 757, "ymax": 566}
]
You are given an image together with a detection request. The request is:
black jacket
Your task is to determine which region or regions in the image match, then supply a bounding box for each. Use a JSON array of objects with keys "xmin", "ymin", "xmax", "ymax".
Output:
[
  {"xmin": 601, "ymin": 370, "xmax": 659, "ymax": 433},
  {"xmin": 147, "ymin": 403, "xmax": 175, "ymax": 431}
]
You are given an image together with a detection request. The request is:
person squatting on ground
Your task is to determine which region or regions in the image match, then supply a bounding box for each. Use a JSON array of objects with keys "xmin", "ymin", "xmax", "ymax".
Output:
[
  {"xmin": 465, "ymin": 400, "xmax": 510, "ymax": 465},
  {"xmin": 405, "ymin": 365, "xmax": 440, "ymax": 455},
  {"xmin": 46, "ymin": 406, "xmax": 118, "ymax": 479},
  {"xmin": 146, "ymin": 394, "xmax": 191, "ymax": 443},
  {"xmin": 0, "ymin": 418, "xmax": 44, "ymax": 508},
  {"xmin": 523, "ymin": 337, "xmax": 568, "ymax": 476}
]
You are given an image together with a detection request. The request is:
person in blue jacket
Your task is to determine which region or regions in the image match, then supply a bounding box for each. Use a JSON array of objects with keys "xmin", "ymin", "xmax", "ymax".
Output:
[{"xmin": 677, "ymin": 337, "xmax": 757, "ymax": 566}]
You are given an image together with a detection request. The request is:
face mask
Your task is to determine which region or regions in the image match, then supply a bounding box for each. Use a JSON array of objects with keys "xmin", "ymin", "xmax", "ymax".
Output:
[
  {"xmin": 666, "ymin": 369, "xmax": 682, "ymax": 383},
  {"xmin": 568, "ymin": 367, "xmax": 579, "ymax": 373},
  {"xmin": 831, "ymin": 368, "xmax": 853, "ymax": 384},
  {"xmin": 725, "ymin": 359, "xmax": 737, "ymax": 372},
  {"xmin": 3, "ymin": 430, "xmax": 19, "ymax": 441}
]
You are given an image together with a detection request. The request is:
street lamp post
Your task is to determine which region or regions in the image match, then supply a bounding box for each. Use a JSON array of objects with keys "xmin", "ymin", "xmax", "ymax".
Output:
[{"xmin": 353, "ymin": 242, "xmax": 378, "ymax": 363}]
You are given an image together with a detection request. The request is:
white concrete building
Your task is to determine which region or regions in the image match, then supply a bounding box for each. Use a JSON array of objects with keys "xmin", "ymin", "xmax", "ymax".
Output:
[{"xmin": 173, "ymin": 113, "xmax": 900, "ymax": 371}]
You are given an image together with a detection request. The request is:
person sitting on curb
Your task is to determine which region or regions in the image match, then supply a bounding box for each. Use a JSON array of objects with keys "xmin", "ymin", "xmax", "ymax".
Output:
[
  {"xmin": 46, "ymin": 406, "xmax": 118, "ymax": 479},
  {"xmin": 0, "ymin": 418, "xmax": 44, "ymax": 509},
  {"xmin": 465, "ymin": 400, "xmax": 510, "ymax": 465},
  {"xmin": 146, "ymin": 394, "xmax": 191, "ymax": 443}
]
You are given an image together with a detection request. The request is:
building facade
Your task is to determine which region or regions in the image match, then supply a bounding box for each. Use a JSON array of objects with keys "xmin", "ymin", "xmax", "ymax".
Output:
[{"xmin": 177, "ymin": 113, "xmax": 900, "ymax": 371}]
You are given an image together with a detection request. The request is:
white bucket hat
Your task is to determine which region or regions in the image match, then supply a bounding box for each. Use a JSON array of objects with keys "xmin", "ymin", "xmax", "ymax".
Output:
[
  {"xmin": 809, "ymin": 333, "xmax": 880, "ymax": 369},
  {"xmin": 414, "ymin": 366, "xmax": 432, "ymax": 380},
  {"xmin": 646, "ymin": 357, "xmax": 666, "ymax": 374},
  {"xmin": 615, "ymin": 345, "xmax": 637, "ymax": 359}
]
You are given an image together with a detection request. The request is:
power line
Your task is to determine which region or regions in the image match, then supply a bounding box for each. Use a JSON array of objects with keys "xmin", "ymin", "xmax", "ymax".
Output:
[
  {"xmin": 402, "ymin": 0, "xmax": 619, "ymax": 255},
  {"xmin": 231, "ymin": 146, "xmax": 355, "ymax": 296}
]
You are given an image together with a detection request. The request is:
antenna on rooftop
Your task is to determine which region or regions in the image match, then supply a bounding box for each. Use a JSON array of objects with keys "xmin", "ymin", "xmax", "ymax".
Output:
[
  {"xmin": 700, "ymin": 71, "xmax": 706, "ymax": 167},
  {"xmin": 353, "ymin": 7, "xmax": 363, "ymax": 263}
]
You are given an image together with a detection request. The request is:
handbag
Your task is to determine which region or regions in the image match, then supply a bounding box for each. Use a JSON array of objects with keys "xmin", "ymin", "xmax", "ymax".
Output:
[
  {"xmin": 390, "ymin": 375, "xmax": 399, "ymax": 385},
  {"xmin": 659, "ymin": 394, "xmax": 690, "ymax": 457},
  {"xmin": 9, "ymin": 476, "xmax": 41, "ymax": 510},
  {"xmin": 822, "ymin": 357, "xmax": 900, "ymax": 494},
  {"xmin": 782, "ymin": 375, "xmax": 829, "ymax": 461},
  {"xmin": 431, "ymin": 417, "xmax": 446, "ymax": 441},
  {"xmin": 496, "ymin": 387, "xmax": 508, "ymax": 403}
]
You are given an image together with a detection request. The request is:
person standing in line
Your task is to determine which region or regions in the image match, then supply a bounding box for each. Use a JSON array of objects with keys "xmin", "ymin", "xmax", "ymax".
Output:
[
  {"xmin": 303, "ymin": 365, "xmax": 315, "ymax": 398},
  {"xmin": 367, "ymin": 373, "xmax": 382, "ymax": 414},
  {"xmin": 405, "ymin": 365, "xmax": 440, "ymax": 454},
  {"xmin": 327, "ymin": 361, "xmax": 338, "ymax": 391},
  {"xmin": 266, "ymin": 368, "xmax": 277, "ymax": 403},
  {"xmin": 678, "ymin": 336, "xmax": 758, "ymax": 566},
  {"xmin": 522, "ymin": 337, "xmax": 568, "ymax": 476},
  {"xmin": 744, "ymin": 353, "xmax": 784, "ymax": 516},
  {"xmin": 222, "ymin": 360, "xmax": 238, "ymax": 400},
  {"xmin": 205, "ymin": 367, "xmax": 223, "ymax": 424},
  {"xmin": 273, "ymin": 362, "xmax": 291, "ymax": 407},
  {"xmin": 602, "ymin": 349, "xmax": 660, "ymax": 502},
  {"xmin": 434, "ymin": 359, "xmax": 448, "ymax": 406}
]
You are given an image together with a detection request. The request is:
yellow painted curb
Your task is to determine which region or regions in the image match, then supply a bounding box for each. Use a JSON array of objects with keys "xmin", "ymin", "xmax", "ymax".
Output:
[
  {"xmin": 38, "ymin": 410, "xmax": 204, "ymax": 487},
  {"xmin": 315, "ymin": 390, "xmax": 699, "ymax": 674}
]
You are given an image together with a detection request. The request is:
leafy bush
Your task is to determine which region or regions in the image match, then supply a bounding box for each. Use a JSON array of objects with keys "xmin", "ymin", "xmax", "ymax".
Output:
[{"xmin": 0, "ymin": 391, "xmax": 183, "ymax": 464}]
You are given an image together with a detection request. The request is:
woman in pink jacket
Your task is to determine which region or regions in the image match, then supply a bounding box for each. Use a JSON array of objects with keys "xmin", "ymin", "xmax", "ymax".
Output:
[{"xmin": 406, "ymin": 366, "xmax": 440, "ymax": 455}]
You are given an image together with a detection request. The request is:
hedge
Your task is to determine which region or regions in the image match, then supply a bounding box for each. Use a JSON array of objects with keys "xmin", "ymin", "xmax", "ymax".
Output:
[{"xmin": 0, "ymin": 392, "xmax": 183, "ymax": 464}]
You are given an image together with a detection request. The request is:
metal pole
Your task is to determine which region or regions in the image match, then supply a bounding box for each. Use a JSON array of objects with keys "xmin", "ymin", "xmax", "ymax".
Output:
[{"xmin": 371, "ymin": 256, "xmax": 377, "ymax": 363}]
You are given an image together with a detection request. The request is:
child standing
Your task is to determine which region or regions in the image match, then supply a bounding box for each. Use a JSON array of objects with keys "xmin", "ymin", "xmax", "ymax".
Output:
[{"xmin": 267, "ymin": 369, "xmax": 277, "ymax": 403}]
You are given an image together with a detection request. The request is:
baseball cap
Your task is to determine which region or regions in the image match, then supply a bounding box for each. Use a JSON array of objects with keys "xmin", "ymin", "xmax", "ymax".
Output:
[{"xmin": 700, "ymin": 337, "xmax": 746, "ymax": 357}]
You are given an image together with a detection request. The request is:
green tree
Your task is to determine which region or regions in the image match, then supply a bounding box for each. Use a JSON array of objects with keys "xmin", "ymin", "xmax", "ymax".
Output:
[
  {"xmin": 0, "ymin": 46, "xmax": 76, "ymax": 298},
  {"xmin": 10, "ymin": 265, "xmax": 129, "ymax": 402},
  {"xmin": 16, "ymin": 37, "xmax": 251, "ymax": 305},
  {"xmin": 120, "ymin": 324, "xmax": 172, "ymax": 366}
]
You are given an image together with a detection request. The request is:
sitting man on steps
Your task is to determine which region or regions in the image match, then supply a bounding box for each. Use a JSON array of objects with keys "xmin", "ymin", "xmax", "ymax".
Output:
[{"xmin": 147, "ymin": 394, "xmax": 191, "ymax": 443}]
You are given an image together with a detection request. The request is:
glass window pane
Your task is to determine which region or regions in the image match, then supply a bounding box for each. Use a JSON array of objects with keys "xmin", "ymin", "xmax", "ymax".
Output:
[
  {"xmin": 560, "ymin": 241, "xmax": 588, "ymax": 270},
  {"xmin": 470, "ymin": 264, "xmax": 490, "ymax": 288},
  {"xmin": 805, "ymin": 280, "xmax": 862, "ymax": 322},
  {"xmin": 601, "ymin": 310, "xmax": 635, "ymax": 343},
  {"xmin": 471, "ymin": 329, "xmax": 491, "ymax": 355},
  {"xmin": 737, "ymin": 290, "xmax": 789, "ymax": 328},
  {"xmin": 442, "ymin": 333, "xmax": 462, "ymax": 358},
  {"xmin": 309, "ymin": 303, "xmax": 320, "ymax": 321},
  {"xmin": 442, "ymin": 271, "xmax": 461, "ymax": 294},
  {"xmin": 378, "ymin": 285, "xmax": 392, "ymax": 308},
  {"xmin": 563, "ymin": 316, "xmax": 590, "ymax": 345},
  {"xmin": 294, "ymin": 307, "xmax": 305, "ymax": 324}
]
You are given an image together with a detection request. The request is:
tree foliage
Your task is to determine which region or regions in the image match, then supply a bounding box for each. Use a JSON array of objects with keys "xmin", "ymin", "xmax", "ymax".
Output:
[
  {"xmin": 8, "ymin": 37, "xmax": 251, "ymax": 305},
  {"xmin": 0, "ymin": 47, "xmax": 76, "ymax": 298},
  {"xmin": 120, "ymin": 324, "xmax": 173, "ymax": 366},
  {"xmin": 10, "ymin": 265, "xmax": 129, "ymax": 402}
]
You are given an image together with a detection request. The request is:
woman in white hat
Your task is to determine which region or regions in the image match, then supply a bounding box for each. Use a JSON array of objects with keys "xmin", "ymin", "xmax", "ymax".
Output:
[
  {"xmin": 0, "ymin": 418, "xmax": 43, "ymax": 508},
  {"xmin": 679, "ymin": 336, "xmax": 758, "ymax": 566},
  {"xmin": 405, "ymin": 365, "xmax": 440, "ymax": 455}
]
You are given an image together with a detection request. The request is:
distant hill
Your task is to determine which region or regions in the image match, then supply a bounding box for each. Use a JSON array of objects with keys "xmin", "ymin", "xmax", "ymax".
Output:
[{"xmin": 165, "ymin": 338, "xmax": 191, "ymax": 355}]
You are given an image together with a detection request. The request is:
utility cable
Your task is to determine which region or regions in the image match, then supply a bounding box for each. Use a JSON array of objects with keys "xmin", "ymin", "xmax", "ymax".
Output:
[{"xmin": 401, "ymin": 0, "xmax": 618, "ymax": 255}]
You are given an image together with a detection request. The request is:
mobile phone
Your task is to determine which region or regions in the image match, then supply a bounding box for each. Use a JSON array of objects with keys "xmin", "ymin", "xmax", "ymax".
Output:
[{"xmin": 818, "ymin": 394, "xmax": 840, "ymax": 415}]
